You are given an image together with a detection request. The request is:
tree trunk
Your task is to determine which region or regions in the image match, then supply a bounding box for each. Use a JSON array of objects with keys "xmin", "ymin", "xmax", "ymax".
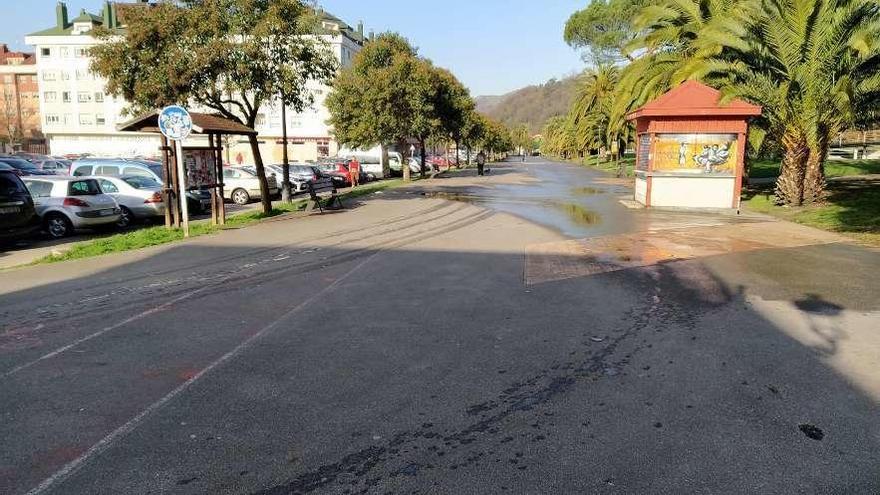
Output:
[
  {"xmin": 466, "ymin": 144, "xmax": 471, "ymax": 167},
  {"xmin": 455, "ymin": 138, "xmax": 461, "ymax": 169},
  {"xmin": 774, "ymin": 131, "xmax": 808, "ymax": 206},
  {"xmin": 419, "ymin": 138, "xmax": 427, "ymax": 178},
  {"xmin": 281, "ymin": 99, "xmax": 291, "ymax": 204},
  {"xmin": 399, "ymin": 138, "xmax": 410, "ymax": 182},
  {"xmin": 803, "ymin": 139, "xmax": 829, "ymax": 205},
  {"xmin": 248, "ymin": 134, "xmax": 272, "ymax": 214}
]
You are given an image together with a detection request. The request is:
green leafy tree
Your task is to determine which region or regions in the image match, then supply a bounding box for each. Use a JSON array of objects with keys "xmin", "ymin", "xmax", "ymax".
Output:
[
  {"xmin": 564, "ymin": 0, "xmax": 645, "ymax": 64},
  {"xmin": 567, "ymin": 65, "xmax": 620, "ymax": 158},
  {"xmin": 91, "ymin": 0, "xmax": 337, "ymax": 215},
  {"xmin": 433, "ymin": 68, "xmax": 475, "ymax": 168},
  {"xmin": 328, "ymin": 33, "xmax": 448, "ymax": 181}
]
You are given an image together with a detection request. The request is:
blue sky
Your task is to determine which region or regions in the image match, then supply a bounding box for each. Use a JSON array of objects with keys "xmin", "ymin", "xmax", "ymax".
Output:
[{"xmin": 6, "ymin": 0, "xmax": 587, "ymax": 96}]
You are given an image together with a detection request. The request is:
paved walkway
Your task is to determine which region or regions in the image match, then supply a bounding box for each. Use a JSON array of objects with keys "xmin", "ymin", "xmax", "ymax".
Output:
[{"xmin": 1, "ymin": 159, "xmax": 877, "ymax": 494}]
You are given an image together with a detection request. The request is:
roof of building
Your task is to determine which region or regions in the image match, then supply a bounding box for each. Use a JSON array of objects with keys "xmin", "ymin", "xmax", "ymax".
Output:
[
  {"xmin": 0, "ymin": 44, "xmax": 35, "ymax": 65},
  {"xmin": 627, "ymin": 80, "xmax": 762, "ymax": 120},
  {"xmin": 118, "ymin": 111, "xmax": 257, "ymax": 136},
  {"xmin": 28, "ymin": 1, "xmax": 365, "ymax": 45}
]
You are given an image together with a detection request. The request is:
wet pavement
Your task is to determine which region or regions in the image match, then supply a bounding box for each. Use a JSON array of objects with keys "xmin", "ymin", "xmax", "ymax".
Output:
[{"xmin": 1, "ymin": 158, "xmax": 878, "ymax": 494}]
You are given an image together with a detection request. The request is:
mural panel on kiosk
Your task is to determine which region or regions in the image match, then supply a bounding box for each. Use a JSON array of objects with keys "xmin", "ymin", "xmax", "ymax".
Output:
[{"xmin": 653, "ymin": 134, "xmax": 737, "ymax": 176}]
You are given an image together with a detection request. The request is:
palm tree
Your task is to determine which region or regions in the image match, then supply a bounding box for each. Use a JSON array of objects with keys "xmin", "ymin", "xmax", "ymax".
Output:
[
  {"xmin": 702, "ymin": 0, "xmax": 880, "ymax": 204},
  {"xmin": 568, "ymin": 65, "xmax": 619, "ymax": 158}
]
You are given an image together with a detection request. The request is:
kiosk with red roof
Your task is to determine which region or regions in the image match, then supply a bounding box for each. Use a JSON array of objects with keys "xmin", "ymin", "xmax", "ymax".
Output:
[{"xmin": 626, "ymin": 80, "xmax": 762, "ymax": 209}]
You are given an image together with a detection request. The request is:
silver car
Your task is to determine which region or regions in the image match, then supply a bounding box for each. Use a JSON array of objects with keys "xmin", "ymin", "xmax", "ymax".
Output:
[
  {"xmin": 95, "ymin": 176, "xmax": 166, "ymax": 227},
  {"xmin": 22, "ymin": 177, "xmax": 121, "ymax": 238},
  {"xmin": 223, "ymin": 166, "xmax": 279, "ymax": 205},
  {"xmin": 266, "ymin": 164, "xmax": 309, "ymax": 193}
]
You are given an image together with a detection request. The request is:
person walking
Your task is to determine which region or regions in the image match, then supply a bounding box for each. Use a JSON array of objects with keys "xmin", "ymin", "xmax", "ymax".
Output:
[
  {"xmin": 348, "ymin": 157, "xmax": 361, "ymax": 187},
  {"xmin": 476, "ymin": 151, "xmax": 486, "ymax": 176}
]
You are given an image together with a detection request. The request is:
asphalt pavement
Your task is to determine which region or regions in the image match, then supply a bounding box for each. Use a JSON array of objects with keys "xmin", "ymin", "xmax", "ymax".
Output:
[{"xmin": 1, "ymin": 158, "xmax": 878, "ymax": 494}]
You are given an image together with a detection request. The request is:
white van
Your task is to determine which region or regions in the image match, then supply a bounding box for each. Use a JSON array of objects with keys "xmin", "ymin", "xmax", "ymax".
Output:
[{"xmin": 338, "ymin": 145, "xmax": 398, "ymax": 179}]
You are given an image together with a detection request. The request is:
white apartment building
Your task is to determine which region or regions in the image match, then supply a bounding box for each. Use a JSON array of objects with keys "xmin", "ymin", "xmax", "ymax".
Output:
[{"xmin": 25, "ymin": 1, "xmax": 365, "ymax": 162}]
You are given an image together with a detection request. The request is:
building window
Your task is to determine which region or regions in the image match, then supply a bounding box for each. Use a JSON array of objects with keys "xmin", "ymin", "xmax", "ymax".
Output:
[
  {"xmin": 60, "ymin": 47, "xmax": 69, "ymax": 58},
  {"xmin": 61, "ymin": 71, "xmax": 70, "ymax": 80},
  {"xmin": 63, "ymin": 114, "xmax": 73, "ymax": 125},
  {"xmin": 96, "ymin": 114, "xmax": 106, "ymax": 125},
  {"xmin": 75, "ymin": 69, "xmax": 88, "ymax": 80},
  {"xmin": 43, "ymin": 91, "xmax": 57, "ymax": 102},
  {"xmin": 45, "ymin": 114, "xmax": 60, "ymax": 125},
  {"xmin": 255, "ymin": 113, "xmax": 266, "ymax": 126},
  {"xmin": 79, "ymin": 114, "xmax": 93, "ymax": 125},
  {"xmin": 62, "ymin": 91, "xmax": 71, "ymax": 103},
  {"xmin": 77, "ymin": 92, "xmax": 92, "ymax": 103},
  {"xmin": 42, "ymin": 71, "xmax": 56, "ymax": 81},
  {"xmin": 74, "ymin": 47, "xmax": 87, "ymax": 58},
  {"xmin": 94, "ymin": 92, "xmax": 104, "ymax": 103},
  {"xmin": 40, "ymin": 47, "xmax": 51, "ymax": 57}
]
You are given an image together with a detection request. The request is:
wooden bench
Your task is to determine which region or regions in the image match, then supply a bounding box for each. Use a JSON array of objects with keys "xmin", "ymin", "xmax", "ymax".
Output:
[{"xmin": 306, "ymin": 177, "xmax": 344, "ymax": 213}]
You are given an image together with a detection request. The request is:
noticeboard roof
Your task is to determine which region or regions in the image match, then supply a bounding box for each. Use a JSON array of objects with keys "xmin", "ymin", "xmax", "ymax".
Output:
[
  {"xmin": 627, "ymin": 80, "xmax": 762, "ymax": 120},
  {"xmin": 117, "ymin": 111, "xmax": 257, "ymax": 136}
]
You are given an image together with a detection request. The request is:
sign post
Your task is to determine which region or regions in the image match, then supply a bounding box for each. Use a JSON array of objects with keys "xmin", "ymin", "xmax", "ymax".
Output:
[{"xmin": 158, "ymin": 106, "xmax": 193, "ymax": 237}]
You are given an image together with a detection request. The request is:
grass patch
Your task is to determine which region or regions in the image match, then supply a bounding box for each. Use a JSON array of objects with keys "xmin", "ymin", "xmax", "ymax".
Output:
[
  {"xmin": 31, "ymin": 178, "xmax": 412, "ymax": 265},
  {"xmin": 742, "ymin": 182, "xmax": 880, "ymax": 245},
  {"xmin": 749, "ymin": 159, "xmax": 880, "ymax": 179},
  {"xmin": 580, "ymin": 156, "xmax": 636, "ymax": 177}
]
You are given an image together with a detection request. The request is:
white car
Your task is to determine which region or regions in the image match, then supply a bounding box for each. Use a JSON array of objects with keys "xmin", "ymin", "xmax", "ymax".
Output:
[
  {"xmin": 22, "ymin": 177, "xmax": 121, "ymax": 238},
  {"xmin": 223, "ymin": 166, "xmax": 279, "ymax": 205},
  {"xmin": 95, "ymin": 176, "xmax": 166, "ymax": 227}
]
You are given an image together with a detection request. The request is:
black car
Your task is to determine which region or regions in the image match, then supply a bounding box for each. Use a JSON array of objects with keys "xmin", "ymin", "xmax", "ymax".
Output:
[
  {"xmin": 0, "ymin": 156, "xmax": 56, "ymax": 176},
  {"xmin": 0, "ymin": 170, "xmax": 40, "ymax": 243}
]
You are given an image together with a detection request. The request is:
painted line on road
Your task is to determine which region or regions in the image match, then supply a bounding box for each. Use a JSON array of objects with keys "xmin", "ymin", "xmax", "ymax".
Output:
[
  {"xmin": 24, "ymin": 249, "xmax": 379, "ymax": 495},
  {"xmin": 2, "ymin": 290, "xmax": 201, "ymax": 378}
]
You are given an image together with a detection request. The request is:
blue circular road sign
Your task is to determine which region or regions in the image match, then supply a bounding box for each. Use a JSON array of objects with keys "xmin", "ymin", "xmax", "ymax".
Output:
[{"xmin": 158, "ymin": 105, "xmax": 193, "ymax": 141}]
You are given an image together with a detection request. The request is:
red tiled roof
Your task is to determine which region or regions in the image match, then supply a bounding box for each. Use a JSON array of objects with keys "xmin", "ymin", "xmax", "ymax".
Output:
[{"xmin": 627, "ymin": 80, "xmax": 762, "ymax": 120}]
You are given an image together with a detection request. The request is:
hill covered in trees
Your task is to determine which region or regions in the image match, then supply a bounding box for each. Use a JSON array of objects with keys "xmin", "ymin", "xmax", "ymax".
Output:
[{"xmin": 476, "ymin": 76, "xmax": 578, "ymax": 134}]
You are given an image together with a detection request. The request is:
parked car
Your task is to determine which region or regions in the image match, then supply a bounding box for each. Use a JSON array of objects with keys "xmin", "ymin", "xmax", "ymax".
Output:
[
  {"xmin": 70, "ymin": 158, "xmax": 211, "ymax": 214},
  {"xmin": 266, "ymin": 165, "xmax": 310, "ymax": 193},
  {"xmin": 0, "ymin": 169, "xmax": 41, "ymax": 243},
  {"xmin": 223, "ymin": 166, "xmax": 279, "ymax": 205},
  {"xmin": 0, "ymin": 156, "xmax": 57, "ymax": 176},
  {"xmin": 12, "ymin": 152, "xmax": 50, "ymax": 163},
  {"xmin": 22, "ymin": 177, "xmax": 121, "ymax": 238},
  {"xmin": 31, "ymin": 158, "xmax": 70, "ymax": 175},
  {"xmin": 316, "ymin": 158, "xmax": 352, "ymax": 187},
  {"xmin": 95, "ymin": 176, "xmax": 166, "ymax": 227}
]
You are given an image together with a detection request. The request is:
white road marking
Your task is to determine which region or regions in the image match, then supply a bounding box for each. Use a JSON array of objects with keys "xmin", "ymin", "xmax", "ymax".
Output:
[
  {"xmin": 2, "ymin": 290, "xmax": 200, "ymax": 378},
  {"xmin": 24, "ymin": 251, "xmax": 378, "ymax": 495}
]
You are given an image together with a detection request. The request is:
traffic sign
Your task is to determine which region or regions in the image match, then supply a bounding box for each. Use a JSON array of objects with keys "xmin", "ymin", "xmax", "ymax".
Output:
[{"xmin": 158, "ymin": 105, "xmax": 193, "ymax": 141}]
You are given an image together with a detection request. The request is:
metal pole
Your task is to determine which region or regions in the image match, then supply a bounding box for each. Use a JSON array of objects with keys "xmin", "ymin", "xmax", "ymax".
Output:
[
  {"xmin": 175, "ymin": 139, "xmax": 190, "ymax": 237},
  {"xmin": 281, "ymin": 97, "xmax": 291, "ymax": 203}
]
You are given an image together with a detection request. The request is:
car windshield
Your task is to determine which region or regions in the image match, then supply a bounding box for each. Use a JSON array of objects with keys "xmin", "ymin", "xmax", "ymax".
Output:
[
  {"xmin": 68, "ymin": 179, "xmax": 102, "ymax": 196},
  {"xmin": 122, "ymin": 176, "xmax": 162, "ymax": 189},
  {"xmin": 0, "ymin": 158, "xmax": 38, "ymax": 171},
  {"xmin": 147, "ymin": 164, "xmax": 164, "ymax": 180},
  {"xmin": 239, "ymin": 167, "xmax": 257, "ymax": 177}
]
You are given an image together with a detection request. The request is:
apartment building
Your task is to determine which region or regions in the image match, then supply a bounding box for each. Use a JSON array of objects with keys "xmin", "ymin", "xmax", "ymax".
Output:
[
  {"xmin": 0, "ymin": 44, "xmax": 41, "ymax": 148},
  {"xmin": 26, "ymin": 2, "xmax": 365, "ymax": 162}
]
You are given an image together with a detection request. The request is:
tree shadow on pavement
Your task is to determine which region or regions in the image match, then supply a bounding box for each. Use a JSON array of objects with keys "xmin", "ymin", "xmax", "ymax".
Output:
[{"xmin": 0, "ymin": 236, "xmax": 878, "ymax": 494}]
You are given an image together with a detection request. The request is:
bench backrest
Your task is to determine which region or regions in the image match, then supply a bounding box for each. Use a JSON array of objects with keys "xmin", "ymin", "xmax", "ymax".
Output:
[{"xmin": 308, "ymin": 177, "xmax": 336, "ymax": 197}]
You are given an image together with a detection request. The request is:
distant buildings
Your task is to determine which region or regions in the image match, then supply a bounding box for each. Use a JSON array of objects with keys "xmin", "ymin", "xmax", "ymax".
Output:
[
  {"xmin": 0, "ymin": 44, "xmax": 41, "ymax": 149},
  {"xmin": 25, "ymin": 1, "xmax": 365, "ymax": 162}
]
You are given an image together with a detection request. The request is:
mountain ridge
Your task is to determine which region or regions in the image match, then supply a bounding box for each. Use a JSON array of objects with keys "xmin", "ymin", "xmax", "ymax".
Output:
[{"xmin": 475, "ymin": 75, "xmax": 579, "ymax": 134}]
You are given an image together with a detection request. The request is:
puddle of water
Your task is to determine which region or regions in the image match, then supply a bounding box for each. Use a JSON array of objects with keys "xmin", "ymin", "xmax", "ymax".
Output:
[
  {"xmin": 558, "ymin": 203, "xmax": 602, "ymax": 226},
  {"xmin": 572, "ymin": 186, "xmax": 604, "ymax": 195}
]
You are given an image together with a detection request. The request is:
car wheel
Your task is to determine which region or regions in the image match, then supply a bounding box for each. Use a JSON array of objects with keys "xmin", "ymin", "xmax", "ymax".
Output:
[
  {"xmin": 231, "ymin": 188, "xmax": 250, "ymax": 205},
  {"xmin": 116, "ymin": 206, "xmax": 134, "ymax": 228},
  {"xmin": 45, "ymin": 213, "xmax": 72, "ymax": 239}
]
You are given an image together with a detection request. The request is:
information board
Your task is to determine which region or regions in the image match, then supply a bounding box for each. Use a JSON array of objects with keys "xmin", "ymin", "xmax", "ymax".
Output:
[{"xmin": 184, "ymin": 149, "xmax": 217, "ymax": 187}]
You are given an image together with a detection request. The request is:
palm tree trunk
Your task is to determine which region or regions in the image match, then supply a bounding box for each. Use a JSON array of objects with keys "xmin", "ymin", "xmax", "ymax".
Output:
[
  {"xmin": 774, "ymin": 131, "xmax": 808, "ymax": 206},
  {"xmin": 803, "ymin": 139, "xmax": 829, "ymax": 204}
]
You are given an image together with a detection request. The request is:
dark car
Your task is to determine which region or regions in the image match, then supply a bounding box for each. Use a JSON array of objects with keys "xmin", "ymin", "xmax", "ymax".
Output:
[
  {"xmin": 0, "ymin": 157, "xmax": 56, "ymax": 176},
  {"xmin": 0, "ymin": 170, "xmax": 41, "ymax": 243}
]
